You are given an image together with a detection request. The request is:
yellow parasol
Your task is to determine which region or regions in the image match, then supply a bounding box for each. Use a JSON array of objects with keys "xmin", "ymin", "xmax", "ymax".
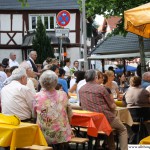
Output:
[
  {"xmin": 124, "ymin": 3, "xmax": 150, "ymax": 73},
  {"xmin": 124, "ymin": 2, "xmax": 150, "ymax": 38}
]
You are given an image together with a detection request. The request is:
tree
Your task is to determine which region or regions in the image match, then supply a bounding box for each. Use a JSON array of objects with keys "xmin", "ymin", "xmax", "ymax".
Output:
[
  {"xmin": 32, "ymin": 17, "xmax": 55, "ymax": 64},
  {"xmin": 79, "ymin": 0, "xmax": 149, "ymax": 73},
  {"xmin": 79, "ymin": 0, "xmax": 149, "ymax": 35},
  {"xmin": 18, "ymin": 0, "xmax": 29, "ymax": 7}
]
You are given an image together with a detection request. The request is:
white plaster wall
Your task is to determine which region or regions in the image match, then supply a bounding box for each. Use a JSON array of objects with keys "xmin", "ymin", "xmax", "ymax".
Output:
[
  {"xmin": 13, "ymin": 33, "xmax": 22, "ymax": 45},
  {"xmin": 66, "ymin": 47, "xmax": 81, "ymax": 68},
  {"xmin": 24, "ymin": 21, "xmax": 27, "ymax": 33},
  {"xmin": 1, "ymin": 33, "xmax": 9, "ymax": 44},
  {"xmin": 65, "ymin": 13, "xmax": 76, "ymax": 30},
  {"xmin": 12, "ymin": 14, "xmax": 22, "ymax": 31},
  {"xmin": 0, "ymin": 14, "xmax": 10, "ymax": 31},
  {"xmin": 0, "ymin": 49, "xmax": 22, "ymax": 63},
  {"xmin": 69, "ymin": 32, "xmax": 76, "ymax": 43}
]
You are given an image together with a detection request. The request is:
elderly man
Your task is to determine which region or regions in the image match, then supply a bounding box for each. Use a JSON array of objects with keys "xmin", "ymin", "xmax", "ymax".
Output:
[
  {"xmin": 9, "ymin": 52, "xmax": 19, "ymax": 67},
  {"xmin": 1, "ymin": 67, "xmax": 35, "ymax": 121},
  {"xmin": 142, "ymin": 72, "xmax": 150, "ymax": 88},
  {"xmin": 19, "ymin": 61, "xmax": 36, "ymax": 93},
  {"xmin": 79, "ymin": 69, "xmax": 128, "ymax": 150},
  {"xmin": 27, "ymin": 51, "xmax": 38, "ymax": 73}
]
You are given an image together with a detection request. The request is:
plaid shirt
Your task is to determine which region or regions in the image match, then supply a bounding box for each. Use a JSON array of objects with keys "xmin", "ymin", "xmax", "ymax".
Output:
[{"xmin": 79, "ymin": 81, "xmax": 115, "ymax": 123}]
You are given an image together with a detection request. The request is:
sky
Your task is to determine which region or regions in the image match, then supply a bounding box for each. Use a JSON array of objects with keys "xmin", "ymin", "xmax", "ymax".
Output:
[{"xmin": 94, "ymin": 14, "xmax": 104, "ymax": 25}]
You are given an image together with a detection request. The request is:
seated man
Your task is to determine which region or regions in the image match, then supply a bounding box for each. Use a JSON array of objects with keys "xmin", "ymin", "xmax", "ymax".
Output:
[
  {"xmin": 19, "ymin": 61, "xmax": 37, "ymax": 94},
  {"xmin": 79, "ymin": 69, "xmax": 128, "ymax": 150},
  {"xmin": 1, "ymin": 67, "xmax": 35, "ymax": 121},
  {"xmin": 142, "ymin": 72, "xmax": 150, "ymax": 88}
]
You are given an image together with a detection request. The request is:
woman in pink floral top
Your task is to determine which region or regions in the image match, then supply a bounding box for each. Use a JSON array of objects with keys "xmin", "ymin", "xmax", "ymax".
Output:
[{"xmin": 33, "ymin": 70, "xmax": 72, "ymax": 150}]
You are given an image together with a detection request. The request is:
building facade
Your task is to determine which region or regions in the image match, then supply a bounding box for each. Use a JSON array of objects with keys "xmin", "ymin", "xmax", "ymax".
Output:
[{"xmin": 0, "ymin": 0, "xmax": 82, "ymax": 67}]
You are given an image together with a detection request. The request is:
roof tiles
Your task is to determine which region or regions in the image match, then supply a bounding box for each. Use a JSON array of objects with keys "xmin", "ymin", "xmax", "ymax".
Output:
[
  {"xmin": 0, "ymin": 0, "xmax": 79, "ymax": 10},
  {"xmin": 91, "ymin": 32, "xmax": 150, "ymax": 55}
]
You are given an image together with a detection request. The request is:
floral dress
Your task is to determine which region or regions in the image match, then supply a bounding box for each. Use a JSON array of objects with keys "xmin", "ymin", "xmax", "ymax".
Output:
[{"xmin": 34, "ymin": 89, "xmax": 72, "ymax": 144}]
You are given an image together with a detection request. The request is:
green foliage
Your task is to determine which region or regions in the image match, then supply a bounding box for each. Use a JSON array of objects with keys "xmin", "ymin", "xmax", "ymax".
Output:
[
  {"xmin": 32, "ymin": 17, "xmax": 55, "ymax": 64},
  {"xmin": 78, "ymin": 0, "xmax": 149, "ymax": 35},
  {"xmin": 18, "ymin": 0, "xmax": 29, "ymax": 7}
]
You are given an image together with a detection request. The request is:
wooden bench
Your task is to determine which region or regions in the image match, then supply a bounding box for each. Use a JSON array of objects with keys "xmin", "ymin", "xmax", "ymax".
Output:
[
  {"xmin": 72, "ymin": 126, "xmax": 120, "ymax": 150},
  {"xmin": 69, "ymin": 137, "xmax": 89, "ymax": 150},
  {"xmin": 72, "ymin": 127, "xmax": 108, "ymax": 149},
  {"xmin": 17, "ymin": 145, "xmax": 53, "ymax": 150}
]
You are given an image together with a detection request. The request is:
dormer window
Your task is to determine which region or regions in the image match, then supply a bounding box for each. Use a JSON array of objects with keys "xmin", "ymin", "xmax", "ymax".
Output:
[{"xmin": 29, "ymin": 14, "xmax": 56, "ymax": 31}]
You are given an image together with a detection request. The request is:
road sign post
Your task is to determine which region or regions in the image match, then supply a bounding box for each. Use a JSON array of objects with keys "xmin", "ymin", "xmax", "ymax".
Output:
[
  {"xmin": 56, "ymin": 10, "xmax": 70, "ymax": 27},
  {"xmin": 56, "ymin": 10, "xmax": 70, "ymax": 65},
  {"xmin": 55, "ymin": 28, "xmax": 69, "ymax": 37}
]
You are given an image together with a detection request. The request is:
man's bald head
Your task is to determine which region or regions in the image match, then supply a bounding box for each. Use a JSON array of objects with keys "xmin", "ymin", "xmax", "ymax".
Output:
[{"xmin": 10, "ymin": 52, "xmax": 16, "ymax": 61}]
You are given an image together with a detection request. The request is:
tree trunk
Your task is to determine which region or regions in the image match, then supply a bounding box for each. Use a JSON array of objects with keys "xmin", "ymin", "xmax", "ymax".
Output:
[{"xmin": 138, "ymin": 35, "xmax": 146, "ymax": 75}]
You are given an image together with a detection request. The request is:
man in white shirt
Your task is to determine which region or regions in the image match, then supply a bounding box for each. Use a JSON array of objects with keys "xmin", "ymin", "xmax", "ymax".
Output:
[
  {"xmin": 63, "ymin": 58, "xmax": 71, "ymax": 78},
  {"xmin": 63, "ymin": 58, "xmax": 71, "ymax": 88},
  {"xmin": 1, "ymin": 67, "xmax": 35, "ymax": 121},
  {"xmin": 9, "ymin": 52, "xmax": 19, "ymax": 67}
]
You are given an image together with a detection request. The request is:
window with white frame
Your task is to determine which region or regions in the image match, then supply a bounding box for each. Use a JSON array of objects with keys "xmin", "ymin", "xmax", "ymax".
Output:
[{"xmin": 29, "ymin": 14, "xmax": 56, "ymax": 31}]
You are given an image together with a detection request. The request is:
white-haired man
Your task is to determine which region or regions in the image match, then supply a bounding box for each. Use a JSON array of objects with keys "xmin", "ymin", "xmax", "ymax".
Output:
[
  {"xmin": 27, "ymin": 51, "xmax": 38, "ymax": 73},
  {"xmin": 19, "ymin": 61, "xmax": 36, "ymax": 93},
  {"xmin": 1, "ymin": 68, "xmax": 35, "ymax": 121},
  {"xmin": 9, "ymin": 52, "xmax": 19, "ymax": 67}
]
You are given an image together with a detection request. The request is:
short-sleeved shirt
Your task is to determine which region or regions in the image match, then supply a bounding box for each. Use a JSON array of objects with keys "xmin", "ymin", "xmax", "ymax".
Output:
[
  {"xmin": 79, "ymin": 82, "xmax": 115, "ymax": 123},
  {"xmin": 1, "ymin": 80, "xmax": 34, "ymax": 120},
  {"xmin": 34, "ymin": 89, "xmax": 72, "ymax": 144},
  {"xmin": 58, "ymin": 78, "xmax": 68, "ymax": 93},
  {"xmin": 63, "ymin": 66, "xmax": 71, "ymax": 78}
]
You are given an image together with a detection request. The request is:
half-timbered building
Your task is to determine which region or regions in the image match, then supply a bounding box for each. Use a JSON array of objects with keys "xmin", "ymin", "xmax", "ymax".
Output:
[{"xmin": 0, "ymin": 0, "xmax": 81, "ymax": 65}]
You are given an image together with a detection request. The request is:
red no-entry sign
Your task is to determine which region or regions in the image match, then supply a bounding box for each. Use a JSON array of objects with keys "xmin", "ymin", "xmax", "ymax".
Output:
[{"xmin": 56, "ymin": 10, "xmax": 71, "ymax": 27}]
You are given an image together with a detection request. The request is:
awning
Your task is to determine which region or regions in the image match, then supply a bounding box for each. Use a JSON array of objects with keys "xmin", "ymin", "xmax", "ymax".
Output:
[
  {"xmin": 88, "ymin": 52, "xmax": 150, "ymax": 60},
  {"xmin": 22, "ymin": 32, "xmax": 70, "ymax": 47}
]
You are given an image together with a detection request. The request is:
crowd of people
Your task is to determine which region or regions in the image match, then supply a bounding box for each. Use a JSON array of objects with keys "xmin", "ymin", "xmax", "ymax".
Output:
[{"xmin": 0, "ymin": 51, "xmax": 150, "ymax": 150}]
